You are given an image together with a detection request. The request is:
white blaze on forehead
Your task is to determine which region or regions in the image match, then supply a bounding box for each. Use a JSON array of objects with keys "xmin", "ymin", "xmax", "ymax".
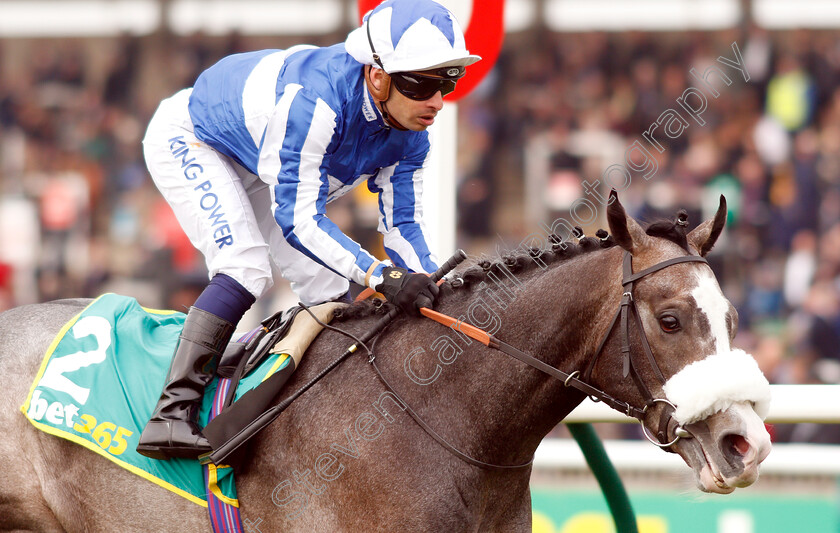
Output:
[
  {"xmin": 664, "ymin": 270, "xmax": 769, "ymax": 425},
  {"xmin": 691, "ymin": 269, "xmax": 731, "ymax": 353}
]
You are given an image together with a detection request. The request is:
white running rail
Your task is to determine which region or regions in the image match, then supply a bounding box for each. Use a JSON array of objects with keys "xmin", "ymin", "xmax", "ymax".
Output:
[
  {"xmin": 563, "ymin": 384, "xmax": 840, "ymax": 423},
  {"xmin": 536, "ymin": 385, "xmax": 840, "ymax": 475}
]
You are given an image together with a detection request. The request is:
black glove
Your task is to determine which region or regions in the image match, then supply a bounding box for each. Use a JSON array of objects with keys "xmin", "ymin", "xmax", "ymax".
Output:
[{"xmin": 375, "ymin": 266, "xmax": 440, "ymax": 315}]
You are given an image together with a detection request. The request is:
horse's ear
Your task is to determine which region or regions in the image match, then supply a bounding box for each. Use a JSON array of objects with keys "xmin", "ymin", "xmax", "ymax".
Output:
[
  {"xmin": 606, "ymin": 189, "xmax": 649, "ymax": 253},
  {"xmin": 687, "ymin": 195, "xmax": 727, "ymax": 257}
]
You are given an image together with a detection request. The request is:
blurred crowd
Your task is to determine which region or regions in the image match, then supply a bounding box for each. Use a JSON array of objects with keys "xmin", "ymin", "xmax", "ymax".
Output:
[{"xmin": 1, "ymin": 26, "xmax": 839, "ymax": 442}]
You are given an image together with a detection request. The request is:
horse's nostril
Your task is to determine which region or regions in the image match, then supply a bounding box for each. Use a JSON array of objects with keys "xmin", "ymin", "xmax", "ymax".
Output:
[{"xmin": 723, "ymin": 434, "xmax": 750, "ymax": 457}]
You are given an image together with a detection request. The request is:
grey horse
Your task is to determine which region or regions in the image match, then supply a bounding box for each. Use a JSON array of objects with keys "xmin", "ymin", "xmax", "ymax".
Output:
[{"xmin": 0, "ymin": 194, "xmax": 770, "ymax": 531}]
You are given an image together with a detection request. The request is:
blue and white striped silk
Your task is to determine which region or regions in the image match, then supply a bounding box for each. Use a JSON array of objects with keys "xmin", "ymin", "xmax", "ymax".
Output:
[{"xmin": 187, "ymin": 44, "xmax": 439, "ymax": 290}]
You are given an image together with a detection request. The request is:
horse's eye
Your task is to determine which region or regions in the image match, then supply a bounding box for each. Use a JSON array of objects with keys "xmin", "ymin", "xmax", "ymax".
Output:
[{"xmin": 659, "ymin": 315, "xmax": 681, "ymax": 333}]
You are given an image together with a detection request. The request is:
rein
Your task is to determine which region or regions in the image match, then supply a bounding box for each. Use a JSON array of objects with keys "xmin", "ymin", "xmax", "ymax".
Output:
[
  {"xmin": 367, "ymin": 344, "xmax": 534, "ymax": 470},
  {"xmin": 374, "ymin": 251, "xmax": 709, "ymax": 470}
]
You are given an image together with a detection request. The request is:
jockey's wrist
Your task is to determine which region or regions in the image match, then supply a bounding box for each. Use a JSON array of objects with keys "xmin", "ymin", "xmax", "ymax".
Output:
[
  {"xmin": 365, "ymin": 260, "xmax": 382, "ymax": 288},
  {"xmin": 365, "ymin": 260, "xmax": 392, "ymax": 290}
]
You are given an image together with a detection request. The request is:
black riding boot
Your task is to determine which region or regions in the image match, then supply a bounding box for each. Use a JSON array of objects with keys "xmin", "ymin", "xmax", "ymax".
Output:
[{"xmin": 136, "ymin": 307, "xmax": 235, "ymax": 460}]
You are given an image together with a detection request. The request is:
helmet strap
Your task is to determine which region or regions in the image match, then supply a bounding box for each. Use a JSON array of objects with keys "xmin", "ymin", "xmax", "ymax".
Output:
[
  {"xmin": 380, "ymin": 101, "xmax": 408, "ymax": 131},
  {"xmin": 364, "ymin": 16, "xmax": 409, "ymax": 131},
  {"xmin": 364, "ymin": 66, "xmax": 407, "ymax": 131}
]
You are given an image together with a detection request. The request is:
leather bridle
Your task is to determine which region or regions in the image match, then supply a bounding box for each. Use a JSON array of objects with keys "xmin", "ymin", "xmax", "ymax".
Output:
[
  {"xmin": 371, "ymin": 250, "xmax": 710, "ymax": 470},
  {"xmin": 580, "ymin": 252, "xmax": 708, "ymax": 450}
]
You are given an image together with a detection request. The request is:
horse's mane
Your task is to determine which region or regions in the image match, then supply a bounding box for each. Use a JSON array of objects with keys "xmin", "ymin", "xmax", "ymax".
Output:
[
  {"xmin": 333, "ymin": 211, "xmax": 692, "ymax": 322},
  {"xmin": 333, "ymin": 298, "xmax": 387, "ymax": 321},
  {"xmin": 453, "ymin": 230, "xmax": 615, "ymax": 292},
  {"xmin": 333, "ymin": 228, "xmax": 616, "ymax": 322}
]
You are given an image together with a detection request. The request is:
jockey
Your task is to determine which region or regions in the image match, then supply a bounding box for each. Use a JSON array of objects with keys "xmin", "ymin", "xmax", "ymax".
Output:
[{"xmin": 136, "ymin": 0, "xmax": 481, "ymax": 460}]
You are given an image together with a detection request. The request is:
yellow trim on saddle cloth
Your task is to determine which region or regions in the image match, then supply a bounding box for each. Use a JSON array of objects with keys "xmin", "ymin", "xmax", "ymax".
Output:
[
  {"xmin": 208, "ymin": 463, "xmax": 240, "ymax": 507},
  {"xmin": 261, "ymin": 353, "xmax": 291, "ymax": 383},
  {"xmin": 140, "ymin": 305, "xmax": 179, "ymax": 315},
  {"xmin": 24, "ymin": 416, "xmax": 208, "ymax": 507},
  {"xmin": 19, "ymin": 295, "xmax": 178, "ymax": 416},
  {"xmin": 20, "ymin": 298, "xmax": 91, "ymax": 416},
  {"xmin": 19, "ymin": 294, "xmax": 210, "ymax": 508}
]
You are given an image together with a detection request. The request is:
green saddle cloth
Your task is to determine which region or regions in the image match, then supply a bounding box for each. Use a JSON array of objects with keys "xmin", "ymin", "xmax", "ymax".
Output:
[{"xmin": 21, "ymin": 293, "xmax": 292, "ymax": 507}]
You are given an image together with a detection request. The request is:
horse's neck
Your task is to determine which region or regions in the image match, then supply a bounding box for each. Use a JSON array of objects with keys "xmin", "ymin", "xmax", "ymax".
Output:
[{"xmin": 381, "ymin": 248, "xmax": 623, "ymax": 467}]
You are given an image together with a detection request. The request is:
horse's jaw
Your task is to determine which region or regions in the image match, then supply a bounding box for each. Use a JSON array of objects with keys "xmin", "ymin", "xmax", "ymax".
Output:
[{"xmin": 673, "ymin": 401, "xmax": 771, "ymax": 494}]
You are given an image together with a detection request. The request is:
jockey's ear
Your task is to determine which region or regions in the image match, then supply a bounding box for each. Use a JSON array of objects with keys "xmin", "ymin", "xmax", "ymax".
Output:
[
  {"xmin": 606, "ymin": 189, "xmax": 649, "ymax": 254},
  {"xmin": 687, "ymin": 195, "xmax": 727, "ymax": 257},
  {"xmin": 365, "ymin": 65, "xmax": 391, "ymax": 101}
]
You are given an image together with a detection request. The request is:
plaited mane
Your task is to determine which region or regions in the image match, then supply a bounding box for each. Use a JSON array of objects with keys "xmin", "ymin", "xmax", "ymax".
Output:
[
  {"xmin": 334, "ymin": 208, "xmax": 695, "ymax": 322},
  {"xmin": 334, "ymin": 228, "xmax": 617, "ymax": 321}
]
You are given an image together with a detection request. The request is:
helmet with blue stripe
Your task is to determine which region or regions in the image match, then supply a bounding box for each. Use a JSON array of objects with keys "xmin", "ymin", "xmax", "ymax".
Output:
[{"xmin": 345, "ymin": 0, "xmax": 481, "ymax": 74}]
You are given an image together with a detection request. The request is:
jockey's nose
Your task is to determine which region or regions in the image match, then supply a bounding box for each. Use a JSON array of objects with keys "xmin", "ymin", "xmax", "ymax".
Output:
[{"xmin": 427, "ymin": 91, "xmax": 444, "ymax": 110}]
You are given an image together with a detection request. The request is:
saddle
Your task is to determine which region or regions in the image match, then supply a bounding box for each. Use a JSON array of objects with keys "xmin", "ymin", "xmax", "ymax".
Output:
[{"xmin": 203, "ymin": 301, "xmax": 346, "ymax": 467}]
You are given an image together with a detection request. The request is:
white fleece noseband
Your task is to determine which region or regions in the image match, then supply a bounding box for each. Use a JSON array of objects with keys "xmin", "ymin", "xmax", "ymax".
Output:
[{"xmin": 663, "ymin": 349, "xmax": 771, "ymax": 425}]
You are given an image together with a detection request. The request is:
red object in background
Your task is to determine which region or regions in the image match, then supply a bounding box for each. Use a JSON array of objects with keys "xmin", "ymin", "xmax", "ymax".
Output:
[
  {"xmin": 0, "ymin": 262, "xmax": 11, "ymax": 289},
  {"xmin": 151, "ymin": 199, "xmax": 200, "ymax": 273},
  {"xmin": 41, "ymin": 178, "xmax": 80, "ymax": 231},
  {"xmin": 357, "ymin": 0, "xmax": 504, "ymax": 102}
]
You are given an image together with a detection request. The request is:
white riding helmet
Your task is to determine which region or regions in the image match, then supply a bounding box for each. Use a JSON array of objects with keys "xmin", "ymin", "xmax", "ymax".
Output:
[{"xmin": 345, "ymin": 0, "xmax": 482, "ymax": 74}]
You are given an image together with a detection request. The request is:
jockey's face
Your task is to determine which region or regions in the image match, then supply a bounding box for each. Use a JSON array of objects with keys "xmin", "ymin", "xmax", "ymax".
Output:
[
  {"xmin": 385, "ymin": 83, "xmax": 444, "ymax": 131},
  {"xmin": 367, "ymin": 67, "xmax": 445, "ymax": 131}
]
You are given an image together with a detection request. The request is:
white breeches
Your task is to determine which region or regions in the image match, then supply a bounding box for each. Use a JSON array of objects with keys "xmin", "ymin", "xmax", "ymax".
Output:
[{"xmin": 142, "ymin": 89, "xmax": 349, "ymax": 305}]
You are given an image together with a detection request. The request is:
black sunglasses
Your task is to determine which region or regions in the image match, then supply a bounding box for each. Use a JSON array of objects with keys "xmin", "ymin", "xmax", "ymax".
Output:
[
  {"xmin": 390, "ymin": 71, "xmax": 460, "ymax": 101},
  {"xmin": 366, "ymin": 16, "xmax": 464, "ymax": 101}
]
